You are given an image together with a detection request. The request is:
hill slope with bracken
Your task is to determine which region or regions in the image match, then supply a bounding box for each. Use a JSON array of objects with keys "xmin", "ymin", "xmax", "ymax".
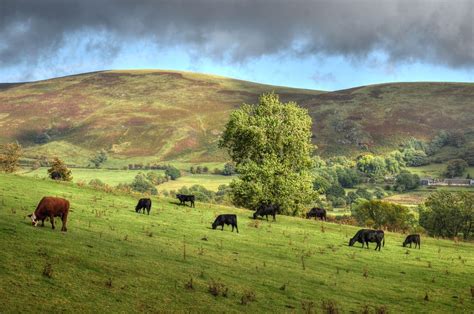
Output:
[{"xmin": 0, "ymin": 70, "xmax": 473, "ymax": 163}]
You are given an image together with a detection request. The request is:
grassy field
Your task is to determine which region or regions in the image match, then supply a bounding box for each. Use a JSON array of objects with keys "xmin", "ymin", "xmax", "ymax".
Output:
[
  {"xmin": 19, "ymin": 168, "xmax": 232, "ymax": 191},
  {"xmin": 158, "ymin": 174, "xmax": 233, "ymax": 192},
  {"xmin": 384, "ymin": 186, "xmax": 474, "ymax": 208},
  {"xmin": 0, "ymin": 173, "xmax": 472, "ymax": 313},
  {"xmin": 19, "ymin": 168, "xmax": 165, "ymax": 186},
  {"xmin": 407, "ymin": 164, "xmax": 474, "ymax": 178},
  {"xmin": 1, "ymin": 70, "xmax": 473, "ymax": 164}
]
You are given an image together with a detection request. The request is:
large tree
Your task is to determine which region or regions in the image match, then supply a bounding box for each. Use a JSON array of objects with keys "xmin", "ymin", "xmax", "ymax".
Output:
[{"xmin": 219, "ymin": 92, "xmax": 315, "ymax": 215}]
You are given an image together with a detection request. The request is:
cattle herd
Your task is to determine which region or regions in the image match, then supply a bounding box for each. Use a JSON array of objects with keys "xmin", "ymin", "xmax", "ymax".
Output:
[{"xmin": 27, "ymin": 195, "xmax": 421, "ymax": 251}]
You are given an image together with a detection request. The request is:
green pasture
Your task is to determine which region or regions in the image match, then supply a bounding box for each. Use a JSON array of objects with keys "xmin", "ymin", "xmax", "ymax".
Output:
[{"xmin": 0, "ymin": 174, "xmax": 472, "ymax": 313}]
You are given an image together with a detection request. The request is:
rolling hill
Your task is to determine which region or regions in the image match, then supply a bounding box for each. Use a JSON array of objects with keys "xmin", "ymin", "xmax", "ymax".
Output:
[{"xmin": 0, "ymin": 70, "xmax": 473, "ymax": 164}]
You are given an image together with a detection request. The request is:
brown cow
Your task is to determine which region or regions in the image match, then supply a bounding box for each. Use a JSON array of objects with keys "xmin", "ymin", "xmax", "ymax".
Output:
[{"xmin": 28, "ymin": 197, "xmax": 70, "ymax": 232}]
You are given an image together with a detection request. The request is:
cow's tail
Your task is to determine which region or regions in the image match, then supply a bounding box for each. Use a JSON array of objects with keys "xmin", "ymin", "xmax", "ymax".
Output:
[{"xmin": 383, "ymin": 236, "xmax": 385, "ymax": 247}]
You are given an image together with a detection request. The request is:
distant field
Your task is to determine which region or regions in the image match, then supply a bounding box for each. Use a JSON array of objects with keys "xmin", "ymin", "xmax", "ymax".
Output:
[
  {"xmin": 407, "ymin": 164, "xmax": 474, "ymax": 178},
  {"xmin": 158, "ymin": 174, "xmax": 233, "ymax": 192},
  {"xmin": 20, "ymin": 168, "xmax": 164, "ymax": 186},
  {"xmin": 0, "ymin": 173, "xmax": 473, "ymax": 313},
  {"xmin": 19, "ymin": 167, "xmax": 232, "ymax": 191},
  {"xmin": 384, "ymin": 186, "xmax": 474, "ymax": 207}
]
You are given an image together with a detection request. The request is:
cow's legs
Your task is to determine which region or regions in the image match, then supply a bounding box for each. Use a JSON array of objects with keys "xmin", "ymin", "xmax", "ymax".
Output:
[
  {"xmin": 61, "ymin": 212, "xmax": 68, "ymax": 232},
  {"xmin": 231, "ymin": 225, "xmax": 234, "ymax": 232},
  {"xmin": 273, "ymin": 214, "xmax": 276, "ymax": 221},
  {"xmin": 50, "ymin": 216, "xmax": 55, "ymax": 229},
  {"xmin": 221, "ymin": 225, "xmax": 224, "ymax": 231},
  {"xmin": 41, "ymin": 219, "xmax": 45, "ymax": 227},
  {"xmin": 410, "ymin": 243, "xmax": 412, "ymax": 248},
  {"xmin": 266, "ymin": 215, "xmax": 269, "ymax": 221},
  {"xmin": 235, "ymin": 224, "xmax": 239, "ymax": 233}
]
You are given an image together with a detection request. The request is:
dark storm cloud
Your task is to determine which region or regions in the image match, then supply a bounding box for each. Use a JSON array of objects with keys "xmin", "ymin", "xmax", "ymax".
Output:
[{"xmin": 0, "ymin": 0, "xmax": 473, "ymax": 69}]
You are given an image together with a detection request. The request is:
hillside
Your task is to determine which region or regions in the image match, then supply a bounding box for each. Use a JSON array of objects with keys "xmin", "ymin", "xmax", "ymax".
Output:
[
  {"xmin": 0, "ymin": 173, "xmax": 473, "ymax": 312},
  {"xmin": 0, "ymin": 70, "xmax": 473, "ymax": 164},
  {"xmin": 0, "ymin": 70, "xmax": 321, "ymax": 164}
]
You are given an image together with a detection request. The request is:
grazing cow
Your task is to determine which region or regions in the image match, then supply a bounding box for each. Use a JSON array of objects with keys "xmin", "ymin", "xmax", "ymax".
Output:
[
  {"xmin": 403, "ymin": 234, "xmax": 421, "ymax": 249},
  {"xmin": 306, "ymin": 207, "xmax": 327, "ymax": 221},
  {"xmin": 28, "ymin": 197, "xmax": 70, "ymax": 232},
  {"xmin": 176, "ymin": 194, "xmax": 195, "ymax": 208},
  {"xmin": 212, "ymin": 214, "xmax": 238, "ymax": 233},
  {"xmin": 349, "ymin": 229, "xmax": 385, "ymax": 251},
  {"xmin": 253, "ymin": 203, "xmax": 279, "ymax": 221},
  {"xmin": 135, "ymin": 198, "xmax": 152, "ymax": 215}
]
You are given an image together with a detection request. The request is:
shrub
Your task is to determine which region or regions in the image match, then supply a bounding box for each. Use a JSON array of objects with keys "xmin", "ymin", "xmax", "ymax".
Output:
[
  {"xmin": 352, "ymin": 200, "xmax": 415, "ymax": 232},
  {"xmin": 0, "ymin": 143, "xmax": 22, "ymax": 173},
  {"xmin": 445, "ymin": 159, "xmax": 468, "ymax": 178},
  {"xmin": 165, "ymin": 166, "xmax": 181, "ymax": 180},
  {"xmin": 177, "ymin": 185, "xmax": 215, "ymax": 203},
  {"xmin": 395, "ymin": 171, "xmax": 420, "ymax": 192},
  {"xmin": 47, "ymin": 157, "xmax": 72, "ymax": 181},
  {"xmin": 130, "ymin": 173, "xmax": 157, "ymax": 195},
  {"xmin": 420, "ymin": 191, "xmax": 474, "ymax": 239},
  {"xmin": 222, "ymin": 162, "xmax": 236, "ymax": 176}
]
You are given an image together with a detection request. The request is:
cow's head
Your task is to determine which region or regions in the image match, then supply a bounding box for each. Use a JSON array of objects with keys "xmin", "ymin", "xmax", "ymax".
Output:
[
  {"xmin": 252, "ymin": 212, "xmax": 258, "ymax": 219},
  {"xmin": 28, "ymin": 213, "xmax": 39, "ymax": 226},
  {"xmin": 348, "ymin": 237, "xmax": 356, "ymax": 247},
  {"xmin": 211, "ymin": 222, "xmax": 217, "ymax": 230}
]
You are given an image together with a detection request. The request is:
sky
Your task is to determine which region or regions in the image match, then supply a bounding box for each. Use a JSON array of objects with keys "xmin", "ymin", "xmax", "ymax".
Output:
[{"xmin": 0, "ymin": 0, "xmax": 473, "ymax": 91}]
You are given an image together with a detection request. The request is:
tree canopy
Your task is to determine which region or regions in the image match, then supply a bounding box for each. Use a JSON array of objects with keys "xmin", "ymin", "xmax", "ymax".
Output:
[{"xmin": 219, "ymin": 92, "xmax": 315, "ymax": 215}]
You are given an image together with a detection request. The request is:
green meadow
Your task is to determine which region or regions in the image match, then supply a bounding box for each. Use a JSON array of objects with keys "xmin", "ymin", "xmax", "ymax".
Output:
[
  {"xmin": 0, "ymin": 173, "xmax": 472, "ymax": 313},
  {"xmin": 19, "ymin": 167, "xmax": 232, "ymax": 192}
]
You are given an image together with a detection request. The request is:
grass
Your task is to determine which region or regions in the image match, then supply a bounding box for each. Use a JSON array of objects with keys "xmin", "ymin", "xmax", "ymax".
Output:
[
  {"xmin": 0, "ymin": 173, "xmax": 473, "ymax": 313},
  {"xmin": 159, "ymin": 174, "xmax": 233, "ymax": 192},
  {"xmin": 19, "ymin": 167, "xmax": 165, "ymax": 186},
  {"xmin": 385, "ymin": 186, "xmax": 474, "ymax": 207},
  {"xmin": 19, "ymin": 168, "xmax": 232, "ymax": 191},
  {"xmin": 407, "ymin": 164, "xmax": 474, "ymax": 178}
]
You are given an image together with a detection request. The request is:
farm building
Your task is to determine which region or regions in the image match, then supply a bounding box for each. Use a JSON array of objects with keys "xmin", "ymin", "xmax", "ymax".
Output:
[{"xmin": 420, "ymin": 178, "xmax": 474, "ymax": 186}]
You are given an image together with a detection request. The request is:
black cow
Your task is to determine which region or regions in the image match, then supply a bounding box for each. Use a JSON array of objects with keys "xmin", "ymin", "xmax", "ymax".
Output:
[
  {"xmin": 349, "ymin": 229, "xmax": 385, "ymax": 251},
  {"xmin": 253, "ymin": 203, "xmax": 279, "ymax": 221},
  {"xmin": 176, "ymin": 194, "xmax": 195, "ymax": 207},
  {"xmin": 403, "ymin": 234, "xmax": 420, "ymax": 249},
  {"xmin": 212, "ymin": 214, "xmax": 238, "ymax": 233},
  {"xmin": 135, "ymin": 198, "xmax": 152, "ymax": 215},
  {"xmin": 306, "ymin": 207, "xmax": 327, "ymax": 221}
]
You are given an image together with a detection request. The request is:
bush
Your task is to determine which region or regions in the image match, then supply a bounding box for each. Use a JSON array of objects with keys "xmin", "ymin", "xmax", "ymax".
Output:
[
  {"xmin": 445, "ymin": 159, "xmax": 468, "ymax": 178},
  {"xmin": 165, "ymin": 166, "xmax": 181, "ymax": 180},
  {"xmin": 177, "ymin": 185, "xmax": 215, "ymax": 203},
  {"xmin": 395, "ymin": 171, "xmax": 420, "ymax": 192},
  {"xmin": 402, "ymin": 148, "xmax": 429, "ymax": 167},
  {"xmin": 130, "ymin": 173, "xmax": 157, "ymax": 195},
  {"xmin": 222, "ymin": 162, "xmax": 236, "ymax": 176},
  {"xmin": 47, "ymin": 157, "xmax": 72, "ymax": 181},
  {"xmin": 0, "ymin": 143, "xmax": 22, "ymax": 173},
  {"xmin": 352, "ymin": 200, "xmax": 415, "ymax": 232},
  {"xmin": 419, "ymin": 191, "xmax": 473, "ymax": 239},
  {"xmin": 355, "ymin": 188, "xmax": 372, "ymax": 200},
  {"xmin": 336, "ymin": 167, "xmax": 360, "ymax": 188}
]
